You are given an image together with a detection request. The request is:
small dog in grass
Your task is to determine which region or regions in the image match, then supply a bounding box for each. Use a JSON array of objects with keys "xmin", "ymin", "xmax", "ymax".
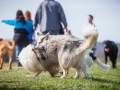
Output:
[
  {"xmin": 59, "ymin": 50, "xmax": 110, "ymax": 78},
  {"xmin": 81, "ymin": 50, "xmax": 110, "ymax": 78},
  {"xmin": 0, "ymin": 38, "xmax": 15, "ymax": 70},
  {"xmin": 18, "ymin": 44, "xmax": 59, "ymax": 77}
]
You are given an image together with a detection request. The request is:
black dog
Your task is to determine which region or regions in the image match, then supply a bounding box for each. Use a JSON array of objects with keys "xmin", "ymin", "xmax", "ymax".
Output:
[{"xmin": 103, "ymin": 40, "xmax": 118, "ymax": 68}]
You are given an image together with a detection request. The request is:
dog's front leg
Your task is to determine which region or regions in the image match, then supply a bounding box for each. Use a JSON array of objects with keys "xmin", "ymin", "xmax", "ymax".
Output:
[
  {"xmin": 105, "ymin": 53, "xmax": 108, "ymax": 64},
  {"xmin": 61, "ymin": 67, "xmax": 69, "ymax": 78},
  {"xmin": 33, "ymin": 71, "xmax": 42, "ymax": 76},
  {"xmin": 26, "ymin": 71, "xmax": 42, "ymax": 77}
]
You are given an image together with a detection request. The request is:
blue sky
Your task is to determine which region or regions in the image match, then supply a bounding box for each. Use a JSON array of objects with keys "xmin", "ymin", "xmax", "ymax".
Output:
[{"xmin": 0, "ymin": 0, "xmax": 120, "ymax": 43}]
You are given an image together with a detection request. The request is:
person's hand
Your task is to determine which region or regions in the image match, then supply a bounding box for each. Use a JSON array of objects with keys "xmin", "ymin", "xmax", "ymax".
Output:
[
  {"xmin": 64, "ymin": 27, "xmax": 69, "ymax": 33},
  {"xmin": 64, "ymin": 27, "xmax": 69, "ymax": 32},
  {"xmin": 33, "ymin": 26, "xmax": 37, "ymax": 30}
]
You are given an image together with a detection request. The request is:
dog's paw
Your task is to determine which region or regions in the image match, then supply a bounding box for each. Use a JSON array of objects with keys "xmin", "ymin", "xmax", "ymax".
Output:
[
  {"xmin": 73, "ymin": 76, "xmax": 80, "ymax": 79},
  {"xmin": 83, "ymin": 76, "xmax": 89, "ymax": 79},
  {"xmin": 7, "ymin": 68, "xmax": 12, "ymax": 71},
  {"xmin": 0, "ymin": 66, "xmax": 2, "ymax": 69},
  {"xmin": 26, "ymin": 75, "xmax": 32, "ymax": 77},
  {"xmin": 60, "ymin": 75, "xmax": 66, "ymax": 78}
]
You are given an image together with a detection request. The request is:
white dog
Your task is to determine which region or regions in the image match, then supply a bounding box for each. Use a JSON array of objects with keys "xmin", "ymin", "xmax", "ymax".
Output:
[
  {"xmin": 18, "ymin": 44, "xmax": 46, "ymax": 76},
  {"xmin": 82, "ymin": 50, "xmax": 110, "ymax": 78},
  {"xmin": 18, "ymin": 44, "xmax": 59, "ymax": 77}
]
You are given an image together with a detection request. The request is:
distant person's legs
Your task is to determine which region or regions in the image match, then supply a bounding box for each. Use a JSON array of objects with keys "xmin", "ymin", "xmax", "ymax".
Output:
[
  {"xmin": 42, "ymin": 30, "xmax": 60, "ymax": 35},
  {"xmin": 16, "ymin": 43, "xmax": 22, "ymax": 66},
  {"xmin": 29, "ymin": 39, "xmax": 33, "ymax": 44},
  {"xmin": 91, "ymin": 47, "xmax": 96, "ymax": 55}
]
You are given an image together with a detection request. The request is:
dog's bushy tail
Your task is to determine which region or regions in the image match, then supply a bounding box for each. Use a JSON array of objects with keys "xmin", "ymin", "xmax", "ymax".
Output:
[
  {"xmin": 76, "ymin": 26, "xmax": 98, "ymax": 55},
  {"xmin": 7, "ymin": 40, "xmax": 15, "ymax": 49},
  {"xmin": 95, "ymin": 58, "xmax": 110, "ymax": 70}
]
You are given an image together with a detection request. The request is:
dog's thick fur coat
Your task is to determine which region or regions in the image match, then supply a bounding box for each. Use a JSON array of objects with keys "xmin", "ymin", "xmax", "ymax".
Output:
[
  {"xmin": 18, "ymin": 44, "xmax": 59, "ymax": 77},
  {"xmin": 33, "ymin": 26, "xmax": 98, "ymax": 78},
  {"xmin": 18, "ymin": 26, "xmax": 99, "ymax": 78},
  {"xmin": 0, "ymin": 39, "xmax": 15, "ymax": 70}
]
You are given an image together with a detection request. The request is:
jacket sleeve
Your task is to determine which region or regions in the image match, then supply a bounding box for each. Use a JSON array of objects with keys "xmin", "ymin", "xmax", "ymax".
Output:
[
  {"xmin": 34, "ymin": 3, "xmax": 42, "ymax": 27},
  {"xmin": 57, "ymin": 3, "xmax": 67, "ymax": 28},
  {"xmin": 2, "ymin": 20, "xmax": 16, "ymax": 26},
  {"xmin": 26, "ymin": 20, "xmax": 33, "ymax": 29}
]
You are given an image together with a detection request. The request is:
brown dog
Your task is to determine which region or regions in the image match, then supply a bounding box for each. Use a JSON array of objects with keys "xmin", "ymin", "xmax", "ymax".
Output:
[{"xmin": 0, "ymin": 38, "xmax": 15, "ymax": 70}]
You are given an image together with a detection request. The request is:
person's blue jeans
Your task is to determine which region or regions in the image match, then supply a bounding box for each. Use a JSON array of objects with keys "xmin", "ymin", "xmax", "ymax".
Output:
[
  {"xmin": 16, "ymin": 43, "xmax": 24, "ymax": 66},
  {"xmin": 42, "ymin": 30, "xmax": 60, "ymax": 35}
]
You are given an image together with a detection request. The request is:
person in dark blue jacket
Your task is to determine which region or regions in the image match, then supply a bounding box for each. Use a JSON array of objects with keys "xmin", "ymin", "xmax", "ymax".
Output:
[
  {"xmin": 2, "ymin": 10, "xmax": 33, "ymax": 66},
  {"xmin": 34, "ymin": 0, "xmax": 69, "ymax": 35}
]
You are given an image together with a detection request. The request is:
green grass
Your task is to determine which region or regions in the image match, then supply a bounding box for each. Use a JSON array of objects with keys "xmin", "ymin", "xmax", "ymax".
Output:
[{"xmin": 0, "ymin": 61, "xmax": 120, "ymax": 90}]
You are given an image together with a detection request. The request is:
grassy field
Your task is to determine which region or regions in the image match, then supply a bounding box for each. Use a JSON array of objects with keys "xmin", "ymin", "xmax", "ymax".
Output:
[{"xmin": 0, "ymin": 60, "xmax": 120, "ymax": 90}]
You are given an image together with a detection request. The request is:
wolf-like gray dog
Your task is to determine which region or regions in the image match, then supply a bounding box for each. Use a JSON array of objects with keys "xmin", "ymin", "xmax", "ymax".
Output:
[{"xmin": 33, "ymin": 26, "xmax": 98, "ymax": 78}]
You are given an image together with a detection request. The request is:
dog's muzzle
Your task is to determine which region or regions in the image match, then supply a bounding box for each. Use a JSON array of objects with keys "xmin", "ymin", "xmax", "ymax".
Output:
[{"xmin": 105, "ymin": 48, "xmax": 110, "ymax": 52}]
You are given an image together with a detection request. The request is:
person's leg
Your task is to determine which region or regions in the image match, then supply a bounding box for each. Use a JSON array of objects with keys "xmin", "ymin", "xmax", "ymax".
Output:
[
  {"xmin": 29, "ymin": 39, "xmax": 33, "ymax": 44},
  {"xmin": 16, "ymin": 43, "xmax": 22, "ymax": 66}
]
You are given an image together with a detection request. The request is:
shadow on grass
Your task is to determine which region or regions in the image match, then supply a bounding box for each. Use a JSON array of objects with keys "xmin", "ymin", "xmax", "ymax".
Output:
[
  {"xmin": 0, "ymin": 85, "xmax": 28, "ymax": 90},
  {"xmin": 0, "ymin": 81, "xmax": 28, "ymax": 90},
  {"xmin": 0, "ymin": 81, "xmax": 58, "ymax": 90},
  {"xmin": 89, "ymin": 77, "xmax": 120, "ymax": 85}
]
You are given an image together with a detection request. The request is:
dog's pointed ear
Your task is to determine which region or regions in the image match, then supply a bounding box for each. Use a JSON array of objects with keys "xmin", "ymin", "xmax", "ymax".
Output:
[
  {"xmin": 48, "ymin": 31, "xmax": 52, "ymax": 35},
  {"xmin": 37, "ymin": 32, "xmax": 42, "ymax": 36},
  {"xmin": 45, "ymin": 31, "xmax": 51, "ymax": 40}
]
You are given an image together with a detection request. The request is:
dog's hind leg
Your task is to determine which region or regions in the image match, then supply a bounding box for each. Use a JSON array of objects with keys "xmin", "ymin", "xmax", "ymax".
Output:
[
  {"xmin": 110, "ymin": 57, "xmax": 116, "ymax": 68},
  {"xmin": 74, "ymin": 65, "xmax": 81, "ymax": 79},
  {"xmin": 82, "ymin": 67, "xmax": 89, "ymax": 79},
  {"xmin": 112, "ymin": 59, "xmax": 116, "ymax": 68},
  {"xmin": 8, "ymin": 52, "xmax": 13, "ymax": 70},
  {"xmin": 0, "ymin": 54, "xmax": 3, "ymax": 69},
  {"xmin": 0, "ymin": 57, "xmax": 1, "ymax": 69}
]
